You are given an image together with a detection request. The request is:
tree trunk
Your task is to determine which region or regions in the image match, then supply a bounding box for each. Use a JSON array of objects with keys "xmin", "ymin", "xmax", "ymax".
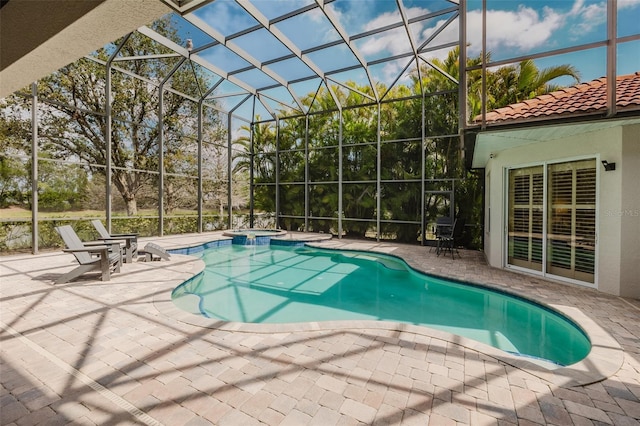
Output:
[
  {"xmin": 126, "ymin": 198, "xmax": 137, "ymax": 216},
  {"xmin": 111, "ymin": 171, "xmax": 140, "ymax": 216}
]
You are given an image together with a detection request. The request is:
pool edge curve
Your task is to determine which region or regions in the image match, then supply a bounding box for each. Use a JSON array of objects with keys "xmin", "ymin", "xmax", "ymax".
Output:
[{"xmin": 154, "ymin": 242, "xmax": 623, "ymax": 387}]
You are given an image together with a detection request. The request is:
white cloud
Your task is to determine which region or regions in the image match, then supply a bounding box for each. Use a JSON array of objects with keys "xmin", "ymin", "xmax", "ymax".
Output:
[
  {"xmin": 359, "ymin": 2, "xmax": 569, "ymax": 62},
  {"xmin": 307, "ymin": 7, "xmax": 327, "ymax": 23},
  {"xmin": 569, "ymin": 0, "xmax": 586, "ymax": 16},
  {"xmin": 355, "ymin": 7, "xmax": 430, "ymax": 83},
  {"xmin": 418, "ymin": 18, "xmax": 458, "ymax": 50},
  {"xmin": 375, "ymin": 57, "xmax": 416, "ymax": 87},
  {"xmin": 326, "ymin": 0, "xmax": 380, "ymax": 34},
  {"xmin": 359, "ymin": 27, "xmax": 407, "ymax": 56},
  {"xmin": 416, "ymin": 0, "xmax": 638, "ymax": 59},
  {"xmin": 359, "ymin": 6, "xmax": 431, "ymax": 57},
  {"xmin": 619, "ymin": 0, "xmax": 640, "ymax": 9},
  {"xmin": 197, "ymin": 2, "xmax": 254, "ymax": 36},
  {"xmin": 563, "ymin": 0, "xmax": 640, "ymax": 39},
  {"xmin": 467, "ymin": 5, "xmax": 564, "ymax": 56},
  {"xmin": 570, "ymin": 2, "xmax": 607, "ymax": 35},
  {"xmin": 362, "ymin": 6, "xmax": 429, "ymax": 32},
  {"xmin": 362, "ymin": 9, "xmax": 402, "ymax": 32}
]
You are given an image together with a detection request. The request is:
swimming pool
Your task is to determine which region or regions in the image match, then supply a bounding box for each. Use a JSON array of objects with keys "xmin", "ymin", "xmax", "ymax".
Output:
[{"xmin": 172, "ymin": 244, "xmax": 591, "ymax": 366}]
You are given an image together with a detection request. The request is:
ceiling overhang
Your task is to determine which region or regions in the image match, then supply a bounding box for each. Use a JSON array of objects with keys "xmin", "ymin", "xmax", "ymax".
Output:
[
  {"xmin": 160, "ymin": 0, "xmax": 212, "ymax": 15},
  {"xmin": 0, "ymin": 0, "xmax": 170, "ymax": 98},
  {"xmin": 471, "ymin": 116, "xmax": 640, "ymax": 169}
]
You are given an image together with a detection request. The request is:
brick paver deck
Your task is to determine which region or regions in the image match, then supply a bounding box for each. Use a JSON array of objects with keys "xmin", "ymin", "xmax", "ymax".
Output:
[{"xmin": 1, "ymin": 232, "xmax": 639, "ymax": 425}]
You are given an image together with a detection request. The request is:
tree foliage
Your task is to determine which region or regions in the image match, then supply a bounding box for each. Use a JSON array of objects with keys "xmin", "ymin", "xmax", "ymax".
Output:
[
  {"xmin": 1, "ymin": 31, "xmax": 581, "ymax": 246},
  {"xmin": 238, "ymin": 49, "xmax": 580, "ymax": 245},
  {"xmin": 32, "ymin": 17, "xmax": 226, "ymax": 215},
  {"xmin": 0, "ymin": 104, "xmax": 30, "ymax": 208}
]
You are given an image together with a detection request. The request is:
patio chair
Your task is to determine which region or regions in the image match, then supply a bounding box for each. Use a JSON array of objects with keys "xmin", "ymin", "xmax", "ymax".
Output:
[
  {"xmin": 431, "ymin": 217, "xmax": 453, "ymax": 253},
  {"xmin": 91, "ymin": 219, "xmax": 138, "ymax": 263},
  {"xmin": 437, "ymin": 218, "xmax": 465, "ymax": 259},
  {"xmin": 140, "ymin": 242, "xmax": 171, "ymax": 262},
  {"xmin": 55, "ymin": 225, "xmax": 122, "ymax": 284}
]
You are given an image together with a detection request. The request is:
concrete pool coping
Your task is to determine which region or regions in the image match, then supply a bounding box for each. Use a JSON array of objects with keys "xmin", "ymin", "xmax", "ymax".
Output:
[{"xmin": 155, "ymin": 237, "xmax": 624, "ymax": 387}]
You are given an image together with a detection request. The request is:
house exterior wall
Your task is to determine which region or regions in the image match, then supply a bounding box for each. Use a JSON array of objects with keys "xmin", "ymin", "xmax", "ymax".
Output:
[
  {"xmin": 483, "ymin": 124, "xmax": 638, "ymax": 297},
  {"xmin": 620, "ymin": 124, "xmax": 640, "ymax": 298}
]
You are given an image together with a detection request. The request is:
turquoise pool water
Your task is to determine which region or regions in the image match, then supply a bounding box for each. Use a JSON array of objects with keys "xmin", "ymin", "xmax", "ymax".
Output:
[{"xmin": 172, "ymin": 244, "xmax": 591, "ymax": 366}]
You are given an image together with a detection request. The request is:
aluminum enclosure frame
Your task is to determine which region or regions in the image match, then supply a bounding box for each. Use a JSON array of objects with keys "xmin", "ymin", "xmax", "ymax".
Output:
[{"xmin": 8, "ymin": 0, "xmax": 639, "ymax": 252}]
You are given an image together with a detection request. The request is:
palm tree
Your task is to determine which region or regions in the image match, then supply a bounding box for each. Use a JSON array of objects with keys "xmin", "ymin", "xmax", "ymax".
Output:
[
  {"xmin": 413, "ymin": 47, "xmax": 581, "ymax": 119},
  {"xmin": 232, "ymin": 118, "xmax": 277, "ymax": 214},
  {"xmin": 232, "ymin": 118, "xmax": 276, "ymax": 180},
  {"xmin": 488, "ymin": 59, "xmax": 580, "ymax": 109}
]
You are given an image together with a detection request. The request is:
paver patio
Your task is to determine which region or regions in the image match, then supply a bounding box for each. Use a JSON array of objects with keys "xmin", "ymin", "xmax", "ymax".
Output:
[{"xmin": 1, "ymin": 232, "xmax": 639, "ymax": 425}]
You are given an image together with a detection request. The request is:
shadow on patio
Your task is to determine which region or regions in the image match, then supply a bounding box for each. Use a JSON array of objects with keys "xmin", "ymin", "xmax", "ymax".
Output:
[{"xmin": 1, "ymin": 233, "xmax": 639, "ymax": 425}]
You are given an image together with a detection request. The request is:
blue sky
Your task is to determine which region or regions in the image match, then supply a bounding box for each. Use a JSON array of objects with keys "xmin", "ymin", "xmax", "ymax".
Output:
[
  {"xmin": 466, "ymin": 0, "xmax": 640, "ymax": 81},
  {"xmin": 169, "ymin": 0, "xmax": 640, "ymax": 116}
]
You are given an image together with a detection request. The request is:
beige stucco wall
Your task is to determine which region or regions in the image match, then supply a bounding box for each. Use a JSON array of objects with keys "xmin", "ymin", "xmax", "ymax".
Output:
[
  {"xmin": 0, "ymin": 0, "xmax": 170, "ymax": 98},
  {"xmin": 619, "ymin": 124, "xmax": 640, "ymax": 298},
  {"xmin": 483, "ymin": 124, "xmax": 638, "ymax": 297}
]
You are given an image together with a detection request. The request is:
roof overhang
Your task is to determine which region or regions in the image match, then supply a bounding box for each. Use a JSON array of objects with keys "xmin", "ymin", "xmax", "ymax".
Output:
[
  {"xmin": 0, "ymin": 0, "xmax": 170, "ymax": 98},
  {"xmin": 469, "ymin": 115, "xmax": 640, "ymax": 169},
  {"xmin": 160, "ymin": 0, "xmax": 211, "ymax": 15}
]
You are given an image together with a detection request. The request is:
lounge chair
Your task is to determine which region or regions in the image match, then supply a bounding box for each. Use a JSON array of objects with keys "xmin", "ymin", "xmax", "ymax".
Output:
[
  {"xmin": 140, "ymin": 242, "xmax": 171, "ymax": 261},
  {"xmin": 55, "ymin": 225, "xmax": 122, "ymax": 284},
  {"xmin": 91, "ymin": 219, "xmax": 138, "ymax": 263}
]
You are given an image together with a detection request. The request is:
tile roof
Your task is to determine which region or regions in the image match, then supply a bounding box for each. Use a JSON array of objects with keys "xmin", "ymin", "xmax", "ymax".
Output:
[{"xmin": 480, "ymin": 72, "xmax": 640, "ymax": 123}]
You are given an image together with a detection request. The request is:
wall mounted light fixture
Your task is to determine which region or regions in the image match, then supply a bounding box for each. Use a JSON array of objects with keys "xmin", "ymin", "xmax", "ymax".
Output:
[{"xmin": 602, "ymin": 160, "xmax": 616, "ymax": 171}]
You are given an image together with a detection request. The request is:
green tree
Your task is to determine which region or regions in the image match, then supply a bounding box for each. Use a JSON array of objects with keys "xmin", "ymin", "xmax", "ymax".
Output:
[
  {"xmin": 36, "ymin": 156, "xmax": 89, "ymax": 211},
  {"xmin": 0, "ymin": 106, "xmax": 30, "ymax": 208},
  {"xmin": 233, "ymin": 119, "xmax": 277, "ymax": 214},
  {"xmin": 277, "ymin": 117, "xmax": 306, "ymax": 230},
  {"xmin": 0, "ymin": 155, "xmax": 27, "ymax": 208},
  {"xmin": 378, "ymin": 87, "xmax": 424, "ymax": 242},
  {"xmin": 307, "ymin": 99, "xmax": 340, "ymax": 233},
  {"xmin": 415, "ymin": 47, "xmax": 580, "ymax": 119},
  {"xmin": 406, "ymin": 52, "xmax": 465, "ymax": 242},
  {"xmin": 33, "ymin": 17, "xmax": 224, "ymax": 216},
  {"xmin": 234, "ymin": 48, "xmax": 581, "ymax": 245},
  {"xmin": 487, "ymin": 59, "xmax": 580, "ymax": 109}
]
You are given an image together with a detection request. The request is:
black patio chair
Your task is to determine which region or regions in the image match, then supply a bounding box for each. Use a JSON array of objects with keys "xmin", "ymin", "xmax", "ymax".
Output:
[
  {"xmin": 432, "ymin": 217, "xmax": 453, "ymax": 253},
  {"xmin": 437, "ymin": 218, "xmax": 465, "ymax": 259}
]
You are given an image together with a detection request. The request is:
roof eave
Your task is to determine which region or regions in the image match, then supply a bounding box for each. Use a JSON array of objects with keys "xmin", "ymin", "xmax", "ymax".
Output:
[{"xmin": 468, "ymin": 109, "xmax": 640, "ymax": 169}]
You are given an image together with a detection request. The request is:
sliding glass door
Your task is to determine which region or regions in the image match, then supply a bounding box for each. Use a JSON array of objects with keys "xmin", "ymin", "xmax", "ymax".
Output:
[
  {"xmin": 507, "ymin": 159, "xmax": 596, "ymax": 284},
  {"xmin": 507, "ymin": 166, "xmax": 543, "ymax": 271},
  {"xmin": 547, "ymin": 159, "xmax": 596, "ymax": 282}
]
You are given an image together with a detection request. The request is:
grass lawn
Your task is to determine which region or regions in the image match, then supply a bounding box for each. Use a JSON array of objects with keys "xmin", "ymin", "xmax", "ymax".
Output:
[
  {"xmin": 0, "ymin": 207, "xmax": 103, "ymax": 219},
  {"xmin": 0, "ymin": 207, "xmax": 228, "ymax": 220}
]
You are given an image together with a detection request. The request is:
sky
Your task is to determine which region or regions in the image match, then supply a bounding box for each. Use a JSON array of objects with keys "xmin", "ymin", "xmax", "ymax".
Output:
[{"xmin": 168, "ymin": 0, "xmax": 640, "ymax": 117}]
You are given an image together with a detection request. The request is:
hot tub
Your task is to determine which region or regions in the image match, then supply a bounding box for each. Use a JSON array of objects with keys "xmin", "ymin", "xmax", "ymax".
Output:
[{"xmin": 222, "ymin": 229, "xmax": 287, "ymax": 245}]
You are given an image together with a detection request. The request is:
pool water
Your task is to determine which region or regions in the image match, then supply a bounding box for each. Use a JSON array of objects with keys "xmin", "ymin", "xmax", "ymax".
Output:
[{"xmin": 172, "ymin": 244, "xmax": 591, "ymax": 366}]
